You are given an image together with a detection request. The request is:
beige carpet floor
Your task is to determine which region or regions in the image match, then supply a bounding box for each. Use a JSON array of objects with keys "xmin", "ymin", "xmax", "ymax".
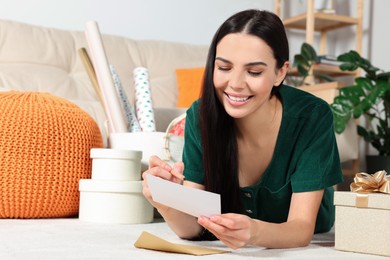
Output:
[{"xmin": 0, "ymin": 218, "xmax": 386, "ymax": 260}]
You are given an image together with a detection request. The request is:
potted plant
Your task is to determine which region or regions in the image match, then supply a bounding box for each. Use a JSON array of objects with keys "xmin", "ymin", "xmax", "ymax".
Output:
[
  {"xmin": 287, "ymin": 42, "xmax": 343, "ymax": 105},
  {"xmin": 287, "ymin": 42, "xmax": 334, "ymax": 86},
  {"xmin": 330, "ymin": 50, "xmax": 390, "ymax": 173}
]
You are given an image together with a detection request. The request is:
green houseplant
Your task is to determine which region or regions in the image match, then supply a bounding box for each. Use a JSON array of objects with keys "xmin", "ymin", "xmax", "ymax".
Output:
[
  {"xmin": 330, "ymin": 50, "xmax": 390, "ymax": 171},
  {"xmin": 288, "ymin": 42, "xmax": 334, "ymax": 86}
]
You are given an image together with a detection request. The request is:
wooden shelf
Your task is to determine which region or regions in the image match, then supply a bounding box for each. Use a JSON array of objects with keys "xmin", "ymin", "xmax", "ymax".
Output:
[
  {"xmin": 288, "ymin": 64, "xmax": 357, "ymax": 77},
  {"xmin": 297, "ymin": 81, "xmax": 342, "ymax": 104},
  {"xmin": 283, "ymin": 13, "xmax": 359, "ymax": 32},
  {"xmin": 275, "ymin": 0, "xmax": 363, "ymax": 55}
]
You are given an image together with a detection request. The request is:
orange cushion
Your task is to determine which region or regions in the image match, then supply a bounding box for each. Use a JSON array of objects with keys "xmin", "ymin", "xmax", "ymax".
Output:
[{"xmin": 176, "ymin": 67, "xmax": 205, "ymax": 108}]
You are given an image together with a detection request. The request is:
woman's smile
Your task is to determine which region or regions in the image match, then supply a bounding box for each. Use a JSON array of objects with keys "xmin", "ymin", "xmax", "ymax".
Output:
[{"xmin": 225, "ymin": 92, "xmax": 253, "ymax": 106}]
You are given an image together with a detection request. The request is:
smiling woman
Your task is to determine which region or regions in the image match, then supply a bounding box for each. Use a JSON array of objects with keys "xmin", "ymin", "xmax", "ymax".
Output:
[
  {"xmin": 142, "ymin": 9, "xmax": 343, "ymax": 250},
  {"xmin": 212, "ymin": 33, "xmax": 287, "ymax": 120}
]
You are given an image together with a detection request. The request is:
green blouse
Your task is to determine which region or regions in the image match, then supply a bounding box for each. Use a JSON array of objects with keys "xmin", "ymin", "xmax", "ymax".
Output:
[{"xmin": 182, "ymin": 85, "xmax": 343, "ymax": 234}]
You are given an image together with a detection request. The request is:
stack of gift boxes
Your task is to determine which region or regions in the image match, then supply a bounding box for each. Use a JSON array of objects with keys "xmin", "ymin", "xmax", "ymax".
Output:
[{"xmin": 79, "ymin": 148, "xmax": 154, "ymax": 224}]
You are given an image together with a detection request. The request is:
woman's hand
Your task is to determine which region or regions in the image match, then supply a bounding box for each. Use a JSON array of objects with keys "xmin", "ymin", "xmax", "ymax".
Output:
[
  {"xmin": 198, "ymin": 213, "xmax": 255, "ymax": 249},
  {"xmin": 142, "ymin": 155, "xmax": 184, "ymax": 213},
  {"xmin": 198, "ymin": 191, "xmax": 323, "ymax": 249}
]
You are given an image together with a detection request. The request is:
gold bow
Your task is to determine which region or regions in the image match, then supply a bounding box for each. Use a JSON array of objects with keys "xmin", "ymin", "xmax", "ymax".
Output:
[{"xmin": 350, "ymin": 170, "xmax": 390, "ymax": 194}]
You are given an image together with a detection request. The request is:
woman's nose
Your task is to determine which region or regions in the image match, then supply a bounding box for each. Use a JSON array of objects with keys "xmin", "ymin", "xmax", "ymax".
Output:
[{"xmin": 228, "ymin": 70, "xmax": 245, "ymax": 89}]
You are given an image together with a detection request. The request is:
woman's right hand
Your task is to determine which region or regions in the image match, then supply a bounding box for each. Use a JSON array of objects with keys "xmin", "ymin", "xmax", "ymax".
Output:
[{"xmin": 141, "ymin": 155, "xmax": 184, "ymax": 213}]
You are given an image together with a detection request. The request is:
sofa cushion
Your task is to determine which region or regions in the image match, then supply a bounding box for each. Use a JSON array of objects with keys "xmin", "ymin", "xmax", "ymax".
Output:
[
  {"xmin": 176, "ymin": 67, "xmax": 204, "ymax": 108},
  {"xmin": 0, "ymin": 19, "xmax": 209, "ymax": 107},
  {"xmin": 133, "ymin": 40, "xmax": 208, "ymax": 107}
]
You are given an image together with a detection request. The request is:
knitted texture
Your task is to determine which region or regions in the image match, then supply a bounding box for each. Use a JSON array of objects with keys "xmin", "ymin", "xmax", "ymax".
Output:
[{"xmin": 0, "ymin": 91, "xmax": 103, "ymax": 218}]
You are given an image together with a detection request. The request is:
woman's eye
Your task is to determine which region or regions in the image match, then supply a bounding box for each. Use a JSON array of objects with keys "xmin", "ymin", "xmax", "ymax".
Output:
[
  {"xmin": 248, "ymin": 70, "xmax": 262, "ymax": 76},
  {"xmin": 217, "ymin": 66, "xmax": 231, "ymax": 72}
]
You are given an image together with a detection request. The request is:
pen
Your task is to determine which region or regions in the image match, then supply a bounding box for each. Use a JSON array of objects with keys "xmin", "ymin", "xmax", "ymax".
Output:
[
  {"xmin": 170, "ymin": 168, "xmax": 185, "ymax": 181},
  {"xmin": 161, "ymin": 160, "xmax": 185, "ymax": 181}
]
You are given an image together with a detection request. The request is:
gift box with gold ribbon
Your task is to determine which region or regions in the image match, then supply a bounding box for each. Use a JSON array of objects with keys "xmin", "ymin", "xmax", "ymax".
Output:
[{"xmin": 334, "ymin": 170, "xmax": 390, "ymax": 257}]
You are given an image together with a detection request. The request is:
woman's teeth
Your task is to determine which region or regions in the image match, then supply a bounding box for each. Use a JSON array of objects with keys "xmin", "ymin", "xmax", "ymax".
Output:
[{"xmin": 227, "ymin": 95, "xmax": 250, "ymax": 102}]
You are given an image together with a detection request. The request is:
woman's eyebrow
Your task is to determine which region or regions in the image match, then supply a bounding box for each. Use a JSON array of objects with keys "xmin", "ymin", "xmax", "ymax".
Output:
[
  {"xmin": 215, "ymin": 57, "xmax": 267, "ymax": 67},
  {"xmin": 245, "ymin": 61, "xmax": 267, "ymax": 67},
  {"xmin": 215, "ymin": 57, "xmax": 232, "ymax": 64}
]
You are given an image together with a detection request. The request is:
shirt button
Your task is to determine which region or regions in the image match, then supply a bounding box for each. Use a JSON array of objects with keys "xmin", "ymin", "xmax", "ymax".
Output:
[
  {"xmin": 246, "ymin": 209, "xmax": 253, "ymax": 214},
  {"xmin": 245, "ymin": 193, "xmax": 252, "ymax": 198}
]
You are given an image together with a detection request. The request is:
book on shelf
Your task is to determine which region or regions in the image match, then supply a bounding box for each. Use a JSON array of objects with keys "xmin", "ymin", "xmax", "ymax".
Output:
[
  {"xmin": 314, "ymin": 8, "xmax": 336, "ymax": 14},
  {"xmin": 317, "ymin": 55, "xmax": 343, "ymax": 67}
]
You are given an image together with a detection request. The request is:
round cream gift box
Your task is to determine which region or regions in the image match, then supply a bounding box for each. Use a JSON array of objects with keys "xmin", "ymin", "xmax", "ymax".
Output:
[
  {"xmin": 78, "ymin": 179, "xmax": 154, "ymax": 224},
  {"xmin": 90, "ymin": 148, "xmax": 142, "ymax": 181},
  {"xmin": 109, "ymin": 132, "xmax": 166, "ymax": 171}
]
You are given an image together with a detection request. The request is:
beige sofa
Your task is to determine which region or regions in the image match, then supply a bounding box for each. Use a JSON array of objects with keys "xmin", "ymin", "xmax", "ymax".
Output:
[
  {"xmin": 0, "ymin": 19, "xmax": 357, "ymax": 164},
  {"xmin": 0, "ymin": 19, "xmax": 208, "ymax": 143}
]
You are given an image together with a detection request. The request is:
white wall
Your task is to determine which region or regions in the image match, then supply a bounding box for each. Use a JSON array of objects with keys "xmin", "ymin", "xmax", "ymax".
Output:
[
  {"xmin": 0, "ymin": 0, "xmax": 272, "ymax": 45},
  {"xmin": 369, "ymin": 0, "xmax": 390, "ymax": 71},
  {"xmin": 0, "ymin": 0, "xmax": 388, "ymax": 69}
]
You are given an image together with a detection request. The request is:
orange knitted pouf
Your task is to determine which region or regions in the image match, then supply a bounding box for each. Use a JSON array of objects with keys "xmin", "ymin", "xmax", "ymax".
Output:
[{"xmin": 0, "ymin": 91, "xmax": 103, "ymax": 218}]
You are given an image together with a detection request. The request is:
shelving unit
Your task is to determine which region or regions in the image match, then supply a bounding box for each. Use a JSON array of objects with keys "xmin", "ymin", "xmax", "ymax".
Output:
[
  {"xmin": 275, "ymin": 0, "xmax": 363, "ymax": 55},
  {"xmin": 288, "ymin": 63, "xmax": 357, "ymax": 77},
  {"xmin": 275, "ymin": 0, "xmax": 363, "ymax": 80}
]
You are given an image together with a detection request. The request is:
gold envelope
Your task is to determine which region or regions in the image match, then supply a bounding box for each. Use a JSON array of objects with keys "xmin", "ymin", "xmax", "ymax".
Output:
[{"xmin": 134, "ymin": 231, "xmax": 229, "ymax": 256}]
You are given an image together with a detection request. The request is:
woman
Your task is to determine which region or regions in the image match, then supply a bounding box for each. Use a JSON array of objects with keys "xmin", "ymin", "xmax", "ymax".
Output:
[{"xmin": 142, "ymin": 9, "xmax": 343, "ymax": 249}]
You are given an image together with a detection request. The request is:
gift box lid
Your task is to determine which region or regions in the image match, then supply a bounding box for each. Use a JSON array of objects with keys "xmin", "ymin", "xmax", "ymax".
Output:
[
  {"xmin": 334, "ymin": 191, "xmax": 390, "ymax": 210},
  {"xmin": 90, "ymin": 148, "xmax": 142, "ymax": 160}
]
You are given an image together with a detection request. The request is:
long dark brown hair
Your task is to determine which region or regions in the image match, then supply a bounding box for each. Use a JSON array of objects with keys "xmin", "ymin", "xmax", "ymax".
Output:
[{"xmin": 200, "ymin": 9, "xmax": 289, "ymax": 214}]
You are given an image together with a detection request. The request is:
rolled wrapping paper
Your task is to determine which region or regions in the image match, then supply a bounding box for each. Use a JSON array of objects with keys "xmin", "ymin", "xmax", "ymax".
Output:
[
  {"xmin": 133, "ymin": 67, "xmax": 156, "ymax": 132},
  {"xmin": 85, "ymin": 21, "xmax": 127, "ymax": 133},
  {"xmin": 109, "ymin": 64, "xmax": 141, "ymax": 132}
]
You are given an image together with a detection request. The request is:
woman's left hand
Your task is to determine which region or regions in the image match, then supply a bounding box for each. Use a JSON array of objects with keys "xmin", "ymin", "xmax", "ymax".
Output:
[{"xmin": 198, "ymin": 213, "xmax": 255, "ymax": 249}]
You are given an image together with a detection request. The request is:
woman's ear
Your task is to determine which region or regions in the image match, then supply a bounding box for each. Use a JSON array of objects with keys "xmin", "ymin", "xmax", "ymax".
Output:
[{"xmin": 275, "ymin": 61, "xmax": 290, "ymax": 86}]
